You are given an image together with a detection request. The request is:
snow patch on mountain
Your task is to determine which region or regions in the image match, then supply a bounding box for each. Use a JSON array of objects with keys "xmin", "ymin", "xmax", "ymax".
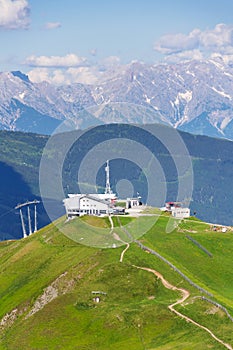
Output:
[
  {"xmin": 211, "ymin": 86, "xmax": 232, "ymax": 100},
  {"xmin": 178, "ymin": 90, "xmax": 193, "ymax": 103},
  {"xmin": 209, "ymin": 59, "xmax": 225, "ymax": 70},
  {"xmin": 144, "ymin": 94, "xmax": 151, "ymax": 103},
  {"xmin": 186, "ymin": 70, "xmax": 195, "ymax": 77},
  {"xmin": 1, "ymin": 59, "xmax": 233, "ymax": 138},
  {"xmin": 18, "ymin": 91, "xmax": 26, "ymax": 100}
]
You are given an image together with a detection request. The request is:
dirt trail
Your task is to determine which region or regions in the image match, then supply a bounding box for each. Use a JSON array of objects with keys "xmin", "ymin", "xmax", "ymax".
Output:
[
  {"xmin": 109, "ymin": 215, "xmax": 130, "ymax": 262},
  {"xmin": 134, "ymin": 265, "xmax": 233, "ymax": 350},
  {"xmin": 119, "ymin": 243, "xmax": 130, "ymax": 262},
  {"xmin": 112, "ymin": 232, "xmax": 129, "ymax": 262},
  {"xmin": 108, "ymin": 215, "xmax": 114, "ymax": 233}
]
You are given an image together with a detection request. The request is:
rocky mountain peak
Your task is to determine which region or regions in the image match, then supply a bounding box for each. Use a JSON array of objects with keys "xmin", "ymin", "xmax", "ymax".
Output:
[{"xmin": 0, "ymin": 59, "xmax": 233, "ymax": 137}]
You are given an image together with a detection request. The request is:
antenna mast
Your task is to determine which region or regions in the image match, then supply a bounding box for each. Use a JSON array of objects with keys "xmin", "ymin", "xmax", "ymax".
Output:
[{"xmin": 105, "ymin": 160, "xmax": 112, "ymax": 195}]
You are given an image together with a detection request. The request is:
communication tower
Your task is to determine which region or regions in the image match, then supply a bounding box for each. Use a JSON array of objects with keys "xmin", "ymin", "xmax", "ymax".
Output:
[{"xmin": 105, "ymin": 160, "xmax": 112, "ymax": 195}]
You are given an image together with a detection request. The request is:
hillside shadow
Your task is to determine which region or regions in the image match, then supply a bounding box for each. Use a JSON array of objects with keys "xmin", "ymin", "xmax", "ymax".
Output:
[{"xmin": 0, "ymin": 161, "xmax": 39, "ymax": 240}]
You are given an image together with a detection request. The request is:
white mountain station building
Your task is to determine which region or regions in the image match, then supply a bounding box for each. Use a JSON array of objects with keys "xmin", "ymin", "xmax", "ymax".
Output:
[
  {"xmin": 63, "ymin": 193, "xmax": 115, "ymax": 218},
  {"xmin": 63, "ymin": 161, "xmax": 117, "ymax": 218}
]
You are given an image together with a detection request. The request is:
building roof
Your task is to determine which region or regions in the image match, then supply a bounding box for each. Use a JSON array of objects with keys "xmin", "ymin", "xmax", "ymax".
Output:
[
  {"xmin": 82, "ymin": 194, "xmax": 110, "ymax": 205},
  {"xmin": 64, "ymin": 193, "xmax": 110, "ymax": 207}
]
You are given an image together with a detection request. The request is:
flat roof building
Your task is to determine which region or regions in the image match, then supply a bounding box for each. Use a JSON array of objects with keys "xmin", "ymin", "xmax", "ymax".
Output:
[
  {"xmin": 126, "ymin": 197, "xmax": 142, "ymax": 209},
  {"xmin": 63, "ymin": 194, "xmax": 112, "ymax": 218},
  {"xmin": 171, "ymin": 207, "xmax": 190, "ymax": 219}
]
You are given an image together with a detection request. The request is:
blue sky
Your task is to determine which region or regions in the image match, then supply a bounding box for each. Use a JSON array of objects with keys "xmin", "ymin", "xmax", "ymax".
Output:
[{"xmin": 1, "ymin": 0, "xmax": 233, "ymax": 84}]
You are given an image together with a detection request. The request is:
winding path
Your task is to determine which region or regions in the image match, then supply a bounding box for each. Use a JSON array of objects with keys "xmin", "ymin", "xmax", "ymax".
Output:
[
  {"xmin": 112, "ymin": 232, "xmax": 130, "ymax": 262},
  {"xmin": 134, "ymin": 265, "xmax": 233, "ymax": 350},
  {"xmin": 111, "ymin": 216, "xmax": 233, "ymax": 348},
  {"xmin": 108, "ymin": 215, "xmax": 130, "ymax": 262}
]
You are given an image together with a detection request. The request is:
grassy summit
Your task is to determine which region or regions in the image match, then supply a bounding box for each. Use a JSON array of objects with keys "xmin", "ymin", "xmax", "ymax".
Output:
[{"xmin": 0, "ymin": 214, "xmax": 232, "ymax": 349}]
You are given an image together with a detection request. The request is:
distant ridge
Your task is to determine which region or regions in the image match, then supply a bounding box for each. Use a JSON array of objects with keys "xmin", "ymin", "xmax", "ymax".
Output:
[
  {"xmin": 1, "ymin": 59, "xmax": 233, "ymax": 138},
  {"xmin": 11, "ymin": 71, "xmax": 30, "ymax": 83}
]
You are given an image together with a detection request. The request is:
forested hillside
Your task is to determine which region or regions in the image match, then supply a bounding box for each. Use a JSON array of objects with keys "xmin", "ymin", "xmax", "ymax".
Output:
[{"xmin": 0, "ymin": 124, "xmax": 233, "ymax": 240}]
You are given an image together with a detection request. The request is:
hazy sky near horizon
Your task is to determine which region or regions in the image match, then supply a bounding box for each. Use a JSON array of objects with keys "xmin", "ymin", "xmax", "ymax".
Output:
[{"xmin": 1, "ymin": 0, "xmax": 233, "ymax": 84}]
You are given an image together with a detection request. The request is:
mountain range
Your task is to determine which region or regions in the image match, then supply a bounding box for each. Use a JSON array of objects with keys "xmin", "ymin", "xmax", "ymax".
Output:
[{"xmin": 1, "ymin": 59, "xmax": 233, "ymax": 138}]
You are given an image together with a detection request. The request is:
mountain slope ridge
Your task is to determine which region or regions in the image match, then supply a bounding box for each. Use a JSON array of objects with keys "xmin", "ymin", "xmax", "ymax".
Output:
[{"xmin": 0, "ymin": 214, "xmax": 232, "ymax": 349}]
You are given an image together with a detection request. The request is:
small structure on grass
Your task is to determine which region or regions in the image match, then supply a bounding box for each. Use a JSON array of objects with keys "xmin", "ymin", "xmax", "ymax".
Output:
[
  {"xmin": 172, "ymin": 207, "xmax": 190, "ymax": 219},
  {"xmin": 93, "ymin": 296, "xmax": 100, "ymax": 303},
  {"xmin": 91, "ymin": 291, "xmax": 107, "ymax": 304},
  {"xmin": 160, "ymin": 201, "xmax": 190, "ymax": 219},
  {"xmin": 126, "ymin": 196, "xmax": 142, "ymax": 209}
]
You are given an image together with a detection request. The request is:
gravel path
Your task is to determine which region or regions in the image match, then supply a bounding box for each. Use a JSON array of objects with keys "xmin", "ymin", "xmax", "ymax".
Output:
[
  {"xmin": 109, "ymin": 215, "xmax": 130, "ymax": 262},
  {"xmin": 134, "ymin": 265, "xmax": 233, "ymax": 350}
]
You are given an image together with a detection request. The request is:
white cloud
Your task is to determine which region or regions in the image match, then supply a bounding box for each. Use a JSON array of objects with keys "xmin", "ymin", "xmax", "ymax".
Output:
[
  {"xmin": 101, "ymin": 55, "xmax": 121, "ymax": 66},
  {"xmin": 27, "ymin": 66, "xmax": 99, "ymax": 85},
  {"xmin": 45, "ymin": 22, "xmax": 61, "ymax": 30},
  {"xmin": 0, "ymin": 0, "xmax": 30, "ymax": 29},
  {"xmin": 26, "ymin": 54, "xmax": 123, "ymax": 85},
  {"xmin": 154, "ymin": 23, "xmax": 233, "ymax": 63},
  {"xmin": 199, "ymin": 23, "xmax": 233, "ymax": 49},
  {"xmin": 155, "ymin": 29, "xmax": 200, "ymax": 54},
  {"xmin": 27, "ymin": 68, "xmax": 51, "ymax": 84},
  {"xmin": 67, "ymin": 67, "xmax": 99, "ymax": 84},
  {"xmin": 165, "ymin": 49, "xmax": 203, "ymax": 63},
  {"xmin": 27, "ymin": 68, "xmax": 70, "ymax": 85},
  {"xmin": 98, "ymin": 56, "xmax": 121, "ymax": 74},
  {"xmin": 25, "ymin": 53, "xmax": 87, "ymax": 68}
]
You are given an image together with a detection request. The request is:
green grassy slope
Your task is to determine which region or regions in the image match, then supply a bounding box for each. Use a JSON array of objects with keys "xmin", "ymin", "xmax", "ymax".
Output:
[{"xmin": 0, "ymin": 214, "xmax": 233, "ymax": 349}]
